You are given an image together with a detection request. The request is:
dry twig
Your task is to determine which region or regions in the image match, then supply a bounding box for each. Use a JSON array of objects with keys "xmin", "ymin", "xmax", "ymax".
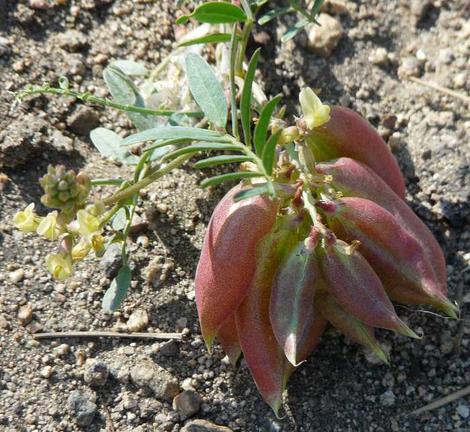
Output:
[
  {"xmin": 408, "ymin": 76, "xmax": 470, "ymax": 105},
  {"xmin": 32, "ymin": 331, "xmax": 183, "ymax": 340},
  {"xmin": 410, "ymin": 385, "xmax": 470, "ymax": 416}
]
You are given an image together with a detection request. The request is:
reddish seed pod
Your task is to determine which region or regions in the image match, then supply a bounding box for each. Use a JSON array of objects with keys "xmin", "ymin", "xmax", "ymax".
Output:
[
  {"xmin": 270, "ymin": 233, "xmax": 320, "ymax": 366},
  {"xmin": 306, "ymin": 106, "xmax": 406, "ymax": 198},
  {"xmin": 316, "ymin": 293, "xmax": 389, "ymax": 363},
  {"xmin": 195, "ymin": 184, "xmax": 278, "ymax": 347},
  {"xmin": 217, "ymin": 314, "xmax": 241, "ymax": 367},
  {"xmin": 318, "ymin": 238, "xmax": 417, "ymax": 337},
  {"xmin": 315, "ymin": 157, "xmax": 447, "ymax": 289},
  {"xmin": 322, "ymin": 197, "xmax": 457, "ymax": 317}
]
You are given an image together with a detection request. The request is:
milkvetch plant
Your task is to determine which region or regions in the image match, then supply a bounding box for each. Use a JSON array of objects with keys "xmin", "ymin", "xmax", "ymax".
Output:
[{"xmin": 13, "ymin": 0, "xmax": 458, "ymax": 414}]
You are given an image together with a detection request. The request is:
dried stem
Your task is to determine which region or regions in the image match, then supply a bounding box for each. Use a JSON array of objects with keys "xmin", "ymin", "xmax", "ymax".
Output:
[{"xmin": 32, "ymin": 331, "xmax": 184, "ymax": 340}]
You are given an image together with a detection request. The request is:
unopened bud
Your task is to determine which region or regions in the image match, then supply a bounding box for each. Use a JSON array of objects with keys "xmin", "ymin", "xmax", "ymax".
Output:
[{"xmin": 278, "ymin": 126, "xmax": 300, "ymax": 146}]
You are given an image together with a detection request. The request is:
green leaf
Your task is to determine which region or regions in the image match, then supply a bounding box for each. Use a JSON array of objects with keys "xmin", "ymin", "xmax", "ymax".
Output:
[
  {"xmin": 185, "ymin": 53, "xmax": 228, "ymax": 128},
  {"xmin": 241, "ymin": 48, "xmax": 261, "ymax": 147},
  {"xmin": 310, "ymin": 0, "xmax": 325, "ymax": 19},
  {"xmin": 262, "ymin": 129, "xmax": 282, "ymax": 175},
  {"xmin": 258, "ymin": 6, "xmax": 291, "ymax": 25},
  {"xmin": 233, "ymin": 183, "xmax": 270, "ymax": 201},
  {"xmin": 102, "ymin": 265, "xmax": 132, "ymax": 313},
  {"xmin": 111, "ymin": 207, "xmax": 128, "ymax": 231},
  {"xmin": 122, "ymin": 126, "xmax": 230, "ymax": 146},
  {"xmin": 90, "ymin": 127, "xmax": 139, "ymax": 164},
  {"xmin": 103, "ymin": 66, "xmax": 155, "ymax": 131},
  {"xmin": 164, "ymin": 142, "xmax": 242, "ymax": 160},
  {"xmin": 193, "ymin": 154, "xmax": 252, "ymax": 169},
  {"xmin": 177, "ymin": 2, "xmax": 247, "ymax": 25},
  {"xmin": 111, "ymin": 60, "xmax": 148, "ymax": 76},
  {"xmin": 281, "ymin": 18, "xmax": 309, "ymax": 43},
  {"xmin": 200, "ymin": 171, "xmax": 263, "ymax": 188},
  {"xmin": 253, "ymin": 95, "xmax": 282, "ymax": 155},
  {"xmin": 178, "ymin": 33, "xmax": 233, "ymax": 47}
]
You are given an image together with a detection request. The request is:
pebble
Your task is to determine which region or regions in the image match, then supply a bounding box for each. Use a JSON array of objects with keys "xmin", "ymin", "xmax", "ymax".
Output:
[
  {"xmin": 307, "ymin": 14, "xmax": 343, "ymax": 57},
  {"xmin": 17, "ymin": 303, "xmax": 33, "ymax": 325},
  {"xmin": 56, "ymin": 30, "xmax": 88, "ymax": 52},
  {"xmin": 457, "ymin": 404, "xmax": 469, "ymax": 419},
  {"xmin": 100, "ymin": 243, "xmax": 122, "ymax": 278},
  {"xmin": 181, "ymin": 419, "xmax": 233, "ymax": 432},
  {"xmin": 53, "ymin": 343, "xmax": 70, "ymax": 357},
  {"xmin": 66, "ymin": 106, "xmax": 100, "ymax": 136},
  {"xmin": 126, "ymin": 309, "xmax": 149, "ymax": 332},
  {"xmin": 398, "ymin": 56, "xmax": 421, "ymax": 78},
  {"xmin": 9, "ymin": 269, "xmax": 25, "ymax": 283},
  {"xmin": 380, "ymin": 390, "xmax": 396, "ymax": 407},
  {"xmin": 67, "ymin": 390, "xmax": 97, "ymax": 427},
  {"xmin": 173, "ymin": 390, "xmax": 202, "ymax": 420},
  {"xmin": 369, "ymin": 47, "xmax": 389, "ymax": 66},
  {"xmin": 320, "ymin": 0, "xmax": 348, "ymax": 15},
  {"xmin": 40, "ymin": 366, "xmax": 54, "ymax": 379},
  {"xmin": 0, "ymin": 314, "xmax": 8, "ymax": 330},
  {"xmin": 159, "ymin": 340, "xmax": 180, "ymax": 357},
  {"xmin": 83, "ymin": 359, "xmax": 109, "ymax": 387},
  {"xmin": 130, "ymin": 358, "xmax": 180, "ymax": 401}
]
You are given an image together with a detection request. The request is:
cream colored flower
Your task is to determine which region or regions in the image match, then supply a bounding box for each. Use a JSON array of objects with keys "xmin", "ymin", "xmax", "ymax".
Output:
[
  {"xmin": 46, "ymin": 253, "xmax": 73, "ymax": 280},
  {"xmin": 13, "ymin": 203, "xmax": 40, "ymax": 233},
  {"xmin": 299, "ymin": 87, "xmax": 331, "ymax": 129},
  {"xmin": 76, "ymin": 209, "xmax": 101, "ymax": 237},
  {"xmin": 36, "ymin": 211, "xmax": 62, "ymax": 241},
  {"xmin": 71, "ymin": 238, "xmax": 91, "ymax": 261}
]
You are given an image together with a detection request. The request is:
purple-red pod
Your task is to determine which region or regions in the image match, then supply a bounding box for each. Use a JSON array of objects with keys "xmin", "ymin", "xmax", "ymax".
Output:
[
  {"xmin": 236, "ymin": 229, "xmax": 292, "ymax": 416},
  {"xmin": 320, "ymin": 197, "xmax": 457, "ymax": 317},
  {"xmin": 270, "ymin": 233, "xmax": 320, "ymax": 366},
  {"xmin": 316, "ymin": 292, "xmax": 389, "ymax": 363},
  {"xmin": 306, "ymin": 106, "xmax": 406, "ymax": 198},
  {"xmin": 217, "ymin": 314, "xmax": 241, "ymax": 367},
  {"xmin": 315, "ymin": 157, "xmax": 447, "ymax": 289},
  {"xmin": 195, "ymin": 184, "xmax": 278, "ymax": 348},
  {"xmin": 318, "ymin": 238, "xmax": 417, "ymax": 338}
]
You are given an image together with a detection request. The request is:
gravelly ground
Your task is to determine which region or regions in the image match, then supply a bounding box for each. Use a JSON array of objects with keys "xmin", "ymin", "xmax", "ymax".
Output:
[{"xmin": 0, "ymin": 1, "xmax": 469, "ymax": 431}]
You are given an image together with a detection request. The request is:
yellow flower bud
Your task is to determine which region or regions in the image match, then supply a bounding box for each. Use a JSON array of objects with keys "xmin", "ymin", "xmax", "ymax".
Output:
[
  {"xmin": 46, "ymin": 253, "xmax": 73, "ymax": 281},
  {"xmin": 299, "ymin": 87, "xmax": 331, "ymax": 130},
  {"xmin": 13, "ymin": 203, "xmax": 40, "ymax": 233},
  {"xmin": 278, "ymin": 126, "xmax": 301, "ymax": 145},
  {"xmin": 36, "ymin": 211, "xmax": 62, "ymax": 241},
  {"xmin": 76, "ymin": 210, "xmax": 101, "ymax": 237},
  {"xmin": 71, "ymin": 238, "xmax": 91, "ymax": 261}
]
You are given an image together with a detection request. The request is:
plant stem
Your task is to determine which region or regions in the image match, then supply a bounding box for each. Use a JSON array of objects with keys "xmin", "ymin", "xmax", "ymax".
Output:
[
  {"xmin": 91, "ymin": 178, "xmax": 126, "ymax": 187},
  {"xmin": 15, "ymin": 84, "xmax": 203, "ymax": 117},
  {"xmin": 103, "ymin": 154, "xmax": 193, "ymax": 206},
  {"xmin": 235, "ymin": 18, "xmax": 253, "ymax": 76}
]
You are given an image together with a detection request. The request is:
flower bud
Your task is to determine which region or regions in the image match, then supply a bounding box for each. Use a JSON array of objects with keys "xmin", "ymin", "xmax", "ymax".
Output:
[
  {"xmin": 76, "ymin": 209, "xmax": 101, "ymax": 237},
  {"xmin": 71, "ymin": 238, "xmax": 92, "ymax": 261},
  {"xmin": 299, "ymin": 87, "xmax": 331, "ymax": 130},
  {"xmin": 278, "ymin": 126, "xmax": 300, "ymax": 146},
  {"xmin": 13, "ymin": 203, "xmax": 40, "ymax": 233},
  {"xmin": 46, "ymin": 253, "xmax": 73, "ymax": 280},
  {"xmin": 36, "ymin": 211, "xmax": 63, "ymax": 241}
]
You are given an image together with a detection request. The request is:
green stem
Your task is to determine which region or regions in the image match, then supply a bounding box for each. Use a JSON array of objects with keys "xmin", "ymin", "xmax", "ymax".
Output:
[
  {"xmin": 229, "ymin": 26, "xmax": 240, "ymax": 141},
  {"xmin": 103, "ymin": 154, "xmax": 193, "ymax": 206},
  {"xmin": 15, "ymin": 85, "xmax": 203, "ymax": 118},
  {"xmin": 91, "ymin": 178, "xmax": 126, "ymax": 187},
  {"xmin": 235, "ymin": 18, "xmax": 253, "ymax": 76}
]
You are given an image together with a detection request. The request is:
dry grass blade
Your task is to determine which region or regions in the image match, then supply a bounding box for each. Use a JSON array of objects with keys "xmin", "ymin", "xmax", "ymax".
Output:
[
  {"xmin": 408, "ymin": 76, "xmax": 470, "ymax": 105},
  {"xmin": 410, "ymin": 385, "xmax": 470, "ymax": 416},
  {"xmin": 32, "ymin": 331, "xmax": 184, "ymax": 340}
]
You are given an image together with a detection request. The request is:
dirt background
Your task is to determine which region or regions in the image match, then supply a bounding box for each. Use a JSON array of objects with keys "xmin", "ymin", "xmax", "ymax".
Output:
[{"xmin": 0, "ymin": 1, "xmax": 469, "ymax": 431}]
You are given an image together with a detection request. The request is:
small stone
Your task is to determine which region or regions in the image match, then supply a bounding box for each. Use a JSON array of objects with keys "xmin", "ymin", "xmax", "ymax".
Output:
[
  {"xmin": 29, "ymin": 0, "xmax": 50, "ymax": 9},
  {"xmin": 457, "ymin": 404, "xmax": 469, "ymax": 419},
  {"xmin": 126, "ymin": 309, "xmax": 149, "ymax": 333},
  {"xmin": 51, "ymin": 129, "xmax": 73, "ymax": 152},
  {"xmin": 83, "ymin": 359, "xmax": 109, "ymax": 387},
  {"xmin": 0, "ymin": 314, "xmax": 8, "ymax": 330},
  {"xmin": 159, "ymin": 340, "xmax": 179, "ymax": 357},
  {"xmin": 100, "ymin": 243, "xmax": 122, "ymax": 278},
  {"xmin": 307, "ymin": 14, "xmax": 343, "ymax": 57},
  {"xmin": 17, "ymin": 303, "xmax": 33, "ymax": 325},
  {"xmin": 415, "ymin": 49, "xmax": 427, "ymax": 62},
  {"xmin": 181, "ymin": 419, "xmax": 233, "ymax": 432},
  {"xmin": 40, "ymin": 366, "xmax": 54, "ymax": 379},
  {"xmin": 369, "ymin": 48, "xmax": 389, "ymax": 66},
  {"xmin": 320, "ymin": 0, "xmax": 348, "ymax": 15},
  {"xmin": 173, "ymin": 390, "xmax": 202, "ymax": 420},
  {"xmin": 53, "ymin": 343, "xmax": 70, "ymax": 357},
  {"xmin": 380, "ymin": 390, "xmax": 396, "ymax": 407},
  {"xmin": 67, "ymin": 390, "xmax": 97, "ymax": 427},
  {"xmin": 9, "ymin": 269, "xmax": 25, "ymax": 283},
  {"xmin": 67, "ymin": 106, "xmax": 100, "ymax": 136},
  {"xmin": 56, "ymin": 30, "xmax": 88, "ymax": 52},
  {"xmin": 398, "ymin": 56, "xmax": 421, "ymax": 78},
  {"xmin": 130, "ymin": 358, "xmax": 179, "ymax": 401}
]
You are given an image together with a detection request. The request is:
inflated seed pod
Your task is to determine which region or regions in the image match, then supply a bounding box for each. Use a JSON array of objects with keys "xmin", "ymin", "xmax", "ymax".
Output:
[
  {"xmin": 318, "ymin": 237, "xmax": 417, "ymax": 338},
  {"xmin": 315, "ymin": 157, "xmax": 447, "ymax": 288},
  {"xmin": 195, "ymin": 184, "xmax": 278, "ymax": 347},
  {"xmin": 306, "ymin": 106, "xmax": 406, "ymax": 198},
  {"xmin": 217, "ymin": 314, "xmax": 241, "ymax": 367},
  {"xmin": 319, "ymin": 197, "xmax": 457, "ymax": 317}
]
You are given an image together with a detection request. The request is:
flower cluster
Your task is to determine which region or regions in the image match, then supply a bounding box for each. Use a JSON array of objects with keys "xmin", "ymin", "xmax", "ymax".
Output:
[{"xmin": 13, "ymin": 166, "xmax": 105, "ymax": 281}]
